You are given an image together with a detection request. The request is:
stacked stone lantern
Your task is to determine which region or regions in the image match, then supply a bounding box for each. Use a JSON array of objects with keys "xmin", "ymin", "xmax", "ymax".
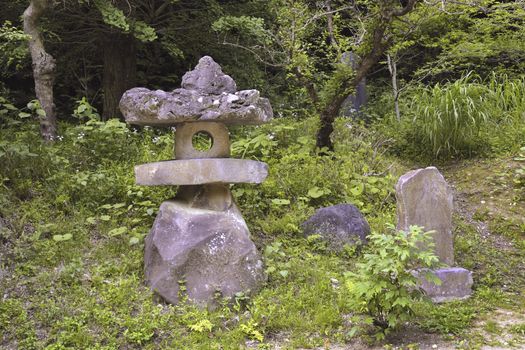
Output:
[{"xmin": 119, "ymin": 56, "xmax": 271, "ymax": 306}]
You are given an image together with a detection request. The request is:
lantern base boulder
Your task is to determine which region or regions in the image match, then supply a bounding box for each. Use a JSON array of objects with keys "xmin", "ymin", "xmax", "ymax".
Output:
[{"xmin": 144, "ymin": 199, "xmax": 266, "ymax": 307}]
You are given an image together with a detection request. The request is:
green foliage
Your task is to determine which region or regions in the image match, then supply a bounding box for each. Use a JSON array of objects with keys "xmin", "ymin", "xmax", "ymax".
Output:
[
  {"xmin": 510, "ymin": 322, "xmax": 525, "ymax": 336},
  {"xmin": 72, "ymin": 97, "xmax": 100, "ymax": 121},
  {"xmin": 132, "ymin": 21, "xmax": 158, "ymax": 42},
  {"xmin": 94, "ymin": 0, "xmax": 130, "ymax": 32},
  {"xmin": 415, "ymin": 1, "xmax": 525, "ymax": 80},
  {"xmin": 414, "ymin": 301, "xmax": 477, "ymax": 335},
  {"xmin": 94, "ymin": 0, "xmax": 157, "ymax": 42},
  {"xmin": 212, "ymin": 16, "xmax": 272, "ymax": 46},
  {"xmin": 409, "ymin": 73, "xmax": 489, "ymax": 158},
  {"xmin": 0, "ymin": 20, "xmax": 29, "ymax": 75},
  {"xmin": 373, "ymin": 73, "xmax": 525, "ymax": 160},
  {"xmin": 0, "ymin": 96, "xmax": 22, "ymax": 126},
  {"xmin": 230, "ymin": 118, "xmax": 396, "ymax": 236},
  {"xmin": 263, "ymin": 241, "xmax": 290, "ymax": 279},
  {"xmin": 0, "ymin": 90, "xmax": 524, "ymax": 348},
  {"xmin": 26, "ymin": 99, "xmax": 47, "ymax": 119},
  {"xmin": 318, "ymin": 63, "xmax": 355, "ymax": 110},
  {"xmin": 345, "ymin": 225, "xmax": 441, "ymax": 338}
]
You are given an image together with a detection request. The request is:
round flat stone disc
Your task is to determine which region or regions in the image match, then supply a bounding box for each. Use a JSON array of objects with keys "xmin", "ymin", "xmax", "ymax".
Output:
[{"xmin": 135, "ymin": 159, "xmax": 268, "ymax": 185}]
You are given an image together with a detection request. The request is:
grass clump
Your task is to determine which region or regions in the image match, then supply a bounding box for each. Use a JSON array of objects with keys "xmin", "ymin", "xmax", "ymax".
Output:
[{"xmin": 372, "ymin": 73, "xmax": 525, "ymax": 161}]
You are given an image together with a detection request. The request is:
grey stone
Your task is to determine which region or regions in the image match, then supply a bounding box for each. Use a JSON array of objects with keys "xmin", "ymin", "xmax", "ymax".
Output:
[
  {"xmin": 176, "ymin": 184, "xmax": 232, "ymax": 212},
  {"xmin": 341, "ymin": 52, "xmax": 367, "ymax": 116},
  {"xmin": 120, "ymin": 87, "xmax": 272, "ymax": 126},
  {"xmin": 301, "ymin": 204, "xmax": 370, "ymax": 250},
  {"xmin": 396, "ymin": 166, "xmax": 454, "ymax": 266},
  {"xmin": 119, "ymin": 57, "xmax": 273, "ymax": 126},
  {"xmin": 181, "ymin": 56, "xmax": 237, "ymax": 94},
  {"xmin": 175, "ymin": 121, "xmax": 230, "ymax": 159},
  {"xmin": 123, "ymin": 56, "xmax": 272, "ymax": 307},
  {"xmin": 135, "ymin": 159, "xmax": 268, "ymax": 186},
  {"xmin": 144, "ymin": 199, "xmax": 266, "ymax": 307},
  {"xmin": 414, "ymin": 267, "xmax": 473, "ymax": 303}
]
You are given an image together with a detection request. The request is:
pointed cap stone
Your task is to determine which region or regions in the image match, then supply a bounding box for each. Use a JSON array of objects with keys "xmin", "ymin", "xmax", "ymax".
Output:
[
  {"xmin": 181, "ymin": 56, "xmax": 237, "ymax": 94},
  {"xmin": 119, "ymin": 56, "xmax": 272, "ymax": 126}
]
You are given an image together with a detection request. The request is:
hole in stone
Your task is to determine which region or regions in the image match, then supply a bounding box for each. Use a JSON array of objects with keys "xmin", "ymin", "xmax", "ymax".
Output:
[{"xmin": 192, "ymin": 131, "xmax": 213, "ymax": 152}]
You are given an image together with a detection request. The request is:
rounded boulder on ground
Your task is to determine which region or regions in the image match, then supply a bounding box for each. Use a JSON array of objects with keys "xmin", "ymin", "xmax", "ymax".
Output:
[{"xmin": 301, "ymin": 204, "xmax": 370, "ymax": 251}]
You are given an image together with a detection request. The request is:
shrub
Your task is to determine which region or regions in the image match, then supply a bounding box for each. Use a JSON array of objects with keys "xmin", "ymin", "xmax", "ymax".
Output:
[{"xmin": 345, "ymin": 225, "xmax": 441, "ymax": 339}]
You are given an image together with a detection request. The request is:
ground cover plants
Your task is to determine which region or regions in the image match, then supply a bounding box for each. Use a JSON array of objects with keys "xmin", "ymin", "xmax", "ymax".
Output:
[
  {"xmin": 3, "ymin": 0, "xmax": 525, "ymax": 347},
  {"xmin": 1, "ymin": 91, "xmax": 524, "ymax": 349}
]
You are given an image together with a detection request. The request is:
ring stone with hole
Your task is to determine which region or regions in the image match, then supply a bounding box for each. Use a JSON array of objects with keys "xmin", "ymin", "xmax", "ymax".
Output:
[{"xmin": 175, "ymin": 121, "xmax": 230, "ymax": 159}]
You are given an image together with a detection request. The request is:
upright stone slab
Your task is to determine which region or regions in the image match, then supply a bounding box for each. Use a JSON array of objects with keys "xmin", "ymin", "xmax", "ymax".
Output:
[
  {"xmin": 396, "ymin": 166, "xmax": 473, "ymax": 302},
  {"xmin": 120, "ymin": 56, "xmax": 271, "ymax": 307},
  {"xmin": 340, "ymin": 52, "xmax": 367, "ymax": 116},
  {"xmin": 396, "ymin": 166, "xmax": 454, "ymax": 265}
]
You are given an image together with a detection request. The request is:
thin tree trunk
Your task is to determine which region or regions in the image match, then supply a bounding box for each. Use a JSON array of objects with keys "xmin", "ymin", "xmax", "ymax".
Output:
[
  {"xmin": 315, "ymin": 49, "xmax": 384, "ymax": 151},
  {"xmin": 387, "ymin": 54, "xmax": 400, "ymax": 121},
  {"xmin": 325, "ymin": 1, "xmax": 340, "ymax": 53},
  {"xmin": 316, "ymin": 93, "xmax": 348, "ymax": 152},
  {"xmin": 102, "ymin": 32, "xmax": 136, "ymax": 120},
  {"xmin": 23, "ymin": 0, "xmax": 57, "ymax": 141}
]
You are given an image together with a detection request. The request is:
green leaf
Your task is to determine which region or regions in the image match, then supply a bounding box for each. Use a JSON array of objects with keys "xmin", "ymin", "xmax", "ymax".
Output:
[
  {"xmin": 86, "ymin": 217, "xmax": 97, "ymax": 225},
  {"xmin": 100, "ymin": 215, "xmax": 111, "ymax": 221},
  {"xmin": 18, "ymin": 112, "xmax": 31, "ymax": 118},
  {"xmin": 36, "ymin": 109, "xmax": 46, "ymax": 117},
  {"xmin": 53, "ymin": 233, "xmax": 72, "ymax": 242},
  {"xmin": 129, "ymin": 237, "xmax": 140, "ymax": 245},
  {"xmin": 347, "ymin": 326, "xmax": 359, "ymax": 338},
  {"xmin": 271, "ymin": 198, "xmax": 290, "ymax": 205},
  {"xmin": 307, "ymin": 186, "xmax": 325, "ymax": 198},
  {"xmin": 108, "ymin": 226, "xmax": 127, "ymax": 236},
  {"xmin": 265, "ymin": 266, "xmax": 276, "ymax": 274},
  {"xmin": 279, "ymin": 270, "xmax": 289, "ymax": 278},
  {"xmin": 350, "ymin": 183, "xmax": 364, "ymax": 196}
]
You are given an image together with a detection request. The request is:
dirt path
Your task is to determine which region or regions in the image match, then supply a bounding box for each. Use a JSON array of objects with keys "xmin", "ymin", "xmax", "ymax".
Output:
[{"xmin": 435, "ymin": 159, "xmax": 525, "ymax": 349}]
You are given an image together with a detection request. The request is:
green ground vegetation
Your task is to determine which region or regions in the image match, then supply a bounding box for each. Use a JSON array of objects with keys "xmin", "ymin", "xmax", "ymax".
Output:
[{"xmin": 1, "ymin": 87, "xmax": 524, "ymax": 348}]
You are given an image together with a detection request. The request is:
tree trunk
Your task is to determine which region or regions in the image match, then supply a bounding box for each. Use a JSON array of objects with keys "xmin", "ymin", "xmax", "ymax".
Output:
[
  {"xmin": 314, "ymin": 0, "xmax": 419, "ymax": 152},
  {"xmin": 315, "ymin": 53, "xmax": 383, "ymax": 152},
  {"xmin": 387, "ymin": 54, "xmax": 401, "ymax": 121},
  {"xmin": 316, "ymin": 94, "xmax": 348, "ymax": 152},
  {"xmin": 23, "ymin": 0, "xmax": 57, "ymax": 141},
  {"xmin": 102, "ymin": 32, "xmax": 136, "ymax": 120}
]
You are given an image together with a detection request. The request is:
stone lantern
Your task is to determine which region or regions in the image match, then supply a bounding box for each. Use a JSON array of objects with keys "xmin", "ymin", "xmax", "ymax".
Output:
[{"xmin": 119, "ymin": 56, "xmax": 271, "ymax": 306}]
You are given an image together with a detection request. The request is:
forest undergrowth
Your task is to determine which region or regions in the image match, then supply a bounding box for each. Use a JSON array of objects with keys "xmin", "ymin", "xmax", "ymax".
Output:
[{"xmin": 0, "ymin": 84, "xmax": 525, "ymax": 349}]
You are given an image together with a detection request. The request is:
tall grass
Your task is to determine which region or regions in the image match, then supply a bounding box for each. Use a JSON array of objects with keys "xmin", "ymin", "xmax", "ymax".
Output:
[{"xmin": 404, "ymin": 73, "xmax": 525, "ymax": 159}]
